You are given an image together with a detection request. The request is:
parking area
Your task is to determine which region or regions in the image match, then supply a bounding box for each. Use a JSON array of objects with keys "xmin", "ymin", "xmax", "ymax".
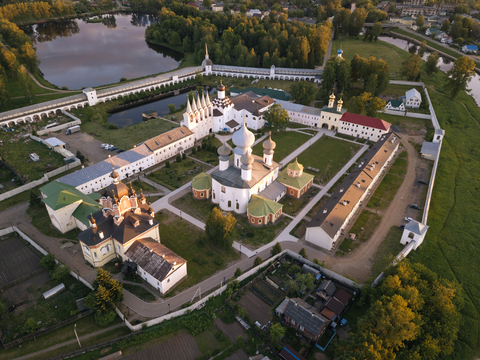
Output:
[{"xmin": 45, "ymin": 131, "xmax": 111, "ymax": 165}]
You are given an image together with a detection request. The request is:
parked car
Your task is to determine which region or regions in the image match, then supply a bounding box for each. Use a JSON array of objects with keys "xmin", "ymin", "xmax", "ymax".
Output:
[
  {"xmin": 111, "ymin": 146, "xmax": 117, "ymax": 151},
  {"xmin": 405, "ymin": 217, "xmax": 414, "ymax": 222},
  {"xmin": 101, "ymin": 144, "xmax": 108, "ymax": 149},
  {"xmin": 117, "ymin": 149, "xmax": 125, "ymax": 153},
  {"xmin": 417, "ymin": 179, "xmax": 428, "ymax": 185},
  {"xmin": 410, "ymin": 204, "xmax": 421, "ymax": 210},
  {"xmin": 398, "ymin": 224, "xmax": 405, "ymax": 229}
]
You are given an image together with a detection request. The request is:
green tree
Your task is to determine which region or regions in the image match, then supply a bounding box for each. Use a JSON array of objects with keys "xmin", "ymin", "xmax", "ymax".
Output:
[
  {"xmin": 18, "ymin": 66, "xmax": 34, "ymax": 105},
  {"xmin": 371, "ymin": 22, "xmax": 382, "ymax": 41},
  {"xmin": 284, "ymin": 279, "xmax": 301, "ymax": 296},
  {"xmin": 297, "ymin": 273, "xmax": 315, "ymax": 289},
  {"xmin": 254, "ymin": 256, "xmax": 263, "ymax": 266},
  {"xmin": 446, "ymin": 56, "xmax": 475, "ymax": 99},
  {"xmin": 50, "ymin": 264, "xmax": 71, "ymax": 282},
  {"xmin": 29, "ymin": 190, "xmax": 41, "ymax": 207},
  {"xmin": 366, "ymin": 97, "xmax": 386, "ymax": 117},
  {"xmin": 40, "ymin": 254, "xmax": 56, "ymax": 270},
  {"xmin": 264, "ymin": 104, "xmax": 290, "ymax": 132},
  {"xmin": 441, "ymin": 20, "xmax": 450, "ymax": 33},
  {"xmin": 168, "ymin": 104, "xmax": 176, "ymax": 114},
  {"xmin": 203, "ymin": 0, "xmax": 212, "ymax": 8},
  {"xmin": 419, "ymin": 40, "xmax": 427, "ymax": 57},
  {"xmin": 205, "ymin": 207, "xmax": 236, "ymax": 249},
  {"xmin": 425, "ymin": 52, "xmax": 439, "ymax": 76},
  {"xmin": 270, "ymin": 323, "xmax": 286, "ymax": 341},
  {"xmin": 349, "ymin": 92, "xmax": 372, "ymax": 114},
  {"xmin": 401, "ymin": 54, "xmax": 422, "ymax": 81},
  {"xmin": 271, "ymin": 242, "xmax": 282, "ymax": 256},
  {"xmin": 234, "ymin": 267, "xmax": 242, "ymax": 278},
  {"xmin": 416, "ymin": 14, "xmax": 425, "ymax": 28},
  {"xmin": 290, "ymin": 81, "xmax": 317, "ymax": 105},
  {"xmin": 299, "ymin": 248, "xmax": 307, "ymax": 259},
  {"xmin": 0, "ymin": 300, "xmax": 5, "ymax": 315},
  {"xmin": 237, "ymin": 306, "xmax": 247, "ymax": 319},
  {"xmin": 23, "ymin": 318, "xmax": 38, "ymax": 335}
]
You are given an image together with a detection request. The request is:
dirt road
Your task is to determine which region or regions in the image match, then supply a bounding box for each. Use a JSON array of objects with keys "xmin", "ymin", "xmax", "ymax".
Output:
[{"xmin": 325, "ymin": 136, "xmax": 419, "ymax": 282}]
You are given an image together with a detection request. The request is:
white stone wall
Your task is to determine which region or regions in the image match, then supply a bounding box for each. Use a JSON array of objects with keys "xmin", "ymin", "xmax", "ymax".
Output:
[
  {"xmin": 338, "ymin": 122, "xmax": 388, "ymax": 141},
  {"xmin": 152, "ymin": 135, "xmax": 195, "ymax": 164},
  {"xmin": 45, "ymin": 202, "xmax": 81, "ymax": 234}
]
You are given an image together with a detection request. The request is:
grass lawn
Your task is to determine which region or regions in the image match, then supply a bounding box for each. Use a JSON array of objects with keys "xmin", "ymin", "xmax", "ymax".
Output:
[
  {"xmin": 388, "ymin": 28, "xmax": 464, "ymax": 60},
  {"xmin": 233, "ymin": 213, "xmax": 290, "ymax": 249},
  {"xmin": 0, "ymin": 313, "xmax": 127, "ymax": 360},
  {"xmin": 147, "ymin": 158, "xmax": 205, "ymax": 190},
  {"xmin": 381, "ymin": 84, "xmax": 430, "ymax": 115},
  {"xmin": 130, "ymin": 179, "xmax": 158, "ymax": 193},
  {"xmin": 81, "ymin": 116, "xmax": 178, "ymax": 151},
  {"xmin": 297, "ymin": 136, "xmax": 362, "ymax": 185},
  {"xmin": 349, "ymin": 210, "xmax": 382, "ymax": 243},
  {"xmin": 332, "ymin": 36, "xmax": 411, "ymax": 78},
  {"xmin": 4, "ymin": 92, "xmax": 79, "ymax": 112},
  {"xmin": 251, "ymin": 131, "xmax": 310, "ymax": 162},
  {"xmin": 190, "ymin": 137, "xmax": 223, "ymax": 166},
  {"xmin": 204, "ymin": 76, "xmax": 300, "ymax": 94},
  {"xmin": 195, "ymin": 328, "xmax": 231, "ymax": 354},
  {"xmin": 367, "ymin": 150, "xmax": 408, "ymax": 211},
  {"xmin": 123, "ymin": 284, "xmax": 156, "ymax": 302},
  {"xmin": 27, "ymin": 204, "xmax": 81, "ymax": 241},
  {"xmin": 156, "ymin": 211, "xmax": 240, "ymax": 296},
  {"xmin": 279, "ymin": 187, "xmax": 319, "ymax": 216},
  {"xmin": 172, "ymin": 192, "xmax": 215, "ymax": 222},
  {"xmin": 0, "ymin": 136, "xmax": 66, "ymax": 182},
  {"xmin": 375, "ymin": 113, "xmax": 434, "ymax": 134},
  {"xmin": 289, "ymin": 219, "xmax": 309, "ymax": 238},
  {"xmin": 369, "ymin": 226, "xmax": 405, "ymax": 279}
]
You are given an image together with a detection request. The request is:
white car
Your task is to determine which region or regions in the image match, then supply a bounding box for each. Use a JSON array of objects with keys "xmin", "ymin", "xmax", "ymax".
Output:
[
  {"xmin": 405, "ymin": 217, "xmax": 413, "ymax": 222},
  {"xmin": 101, "ymin": 144, "xmax": 107, "ymax": 149}
]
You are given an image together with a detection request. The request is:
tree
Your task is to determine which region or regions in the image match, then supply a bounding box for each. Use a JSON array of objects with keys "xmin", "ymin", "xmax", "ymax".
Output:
[
  {"xmin": 290, "ymin": 81, "xmax": 317, "ymax": 105},
  {"xmin": 50, "ymin": 264, "xmax": 71, "ymax": 282},
  {"xmin": 168, "ymin": 104, "xmax": 176, "ymax": 114},
  {"xmin": 18, "ymin": 66, "xmax": 34, "ymax": 104},
  {"xmin": 366, "ymin": 97, "xmax": 386, "ymax": 117},
  {"xmin": 23, "ymin": 318, "xmax": 38, "ymax": 335},
  {"xmin": 205, "ymin": 207, "xmax": 236, "ymax": 249},
  {"xmin": 336, "ymin": 261, "xmax": 462, "ymax": 360},
  {"xmin": 402, "ymin": 54, "xmax": 422, "ymax": 81},
  {"xmin": 203, "ymin": 0, "xmax": 212, "ymax": 9},
  {"xmin": 85, "ymin": 268, "xmax": 123, "ymax": 325},
  {"xmin": 0, "ymin": 300, "xmax": 5, "ymax": 316},
  {"xmin": 264, "ymin": 104, "xmax": 290, "ymax": 132},
  {"xmin": 446, "ymin": 56, "xmax": 475, "ymax": 99},
  {"xmin": 419, "ymin": 40, "xmax": 427, "ymax": 57},
  {"xmin": 425, "ymin": 52, "xmax": 439, "ymax": 76},
  {"xmin": 371, "ymin": 22, "xmax": 382, "ymax": 42},
  {"xmin": 270, "ymin": 323, "xmax": 286, "ymax": 341},
  {"xmin": 254, "ymin": 256, "xmax": 263, "ymax": 266},
  {"xmin": 284, "ymin": 279, "xmax": 301, "ymax": 295},
  {"xmin": 299, "ymin": 248, "xmax": 307, "ymax": 259},
  {"xmin": 271, "ymin": 242, "xmax": 282, "ymax": 256},
  {"xmin": 234, "ymin": 267, "xmax": 242, "ymax": 278},
  {"xmin": 416, "ymin": 14, "xmax": 425, "ymax": 28},
  {"xmin": 237, "ymin": 306, "xmax": 247, "ymax": 319},
  {"xmin": 441, "ymin": 20, "xmax": 450, "ymax": 33},
  {"xmin": 29, "ymin": 190, "xmax": 41, "ymax": 207},
  {"xmin": 349, "ymin": 92, "xmax": 372, "ymax": 114},
  {"xmin": 40, "ymin": 254, "xmax": 56, "ymax": 270},
  {"xmin": 297, "ymin": 273, "xmax": 315, "ymax": 289}
]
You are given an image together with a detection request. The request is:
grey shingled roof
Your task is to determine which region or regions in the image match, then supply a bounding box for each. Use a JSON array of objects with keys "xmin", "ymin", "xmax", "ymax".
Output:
[
  {"xmin": 319, "ymin": 279, "xmax": 336, "ymax": 297},
  {"xmin": 405, "ymin": 220, "xmax": 429, "ymax": 235},
  {"xmin": 58, "ymin": 161, "xmax": 118, "ymax": 187},
  {"xmin": 284, "ymin": 299, "xmax": 328, "ymax": 336},
  {"xmin": 420, "ymin": 141, "xmax": 440, "ymax": 156},
  {"xmin": 259, "ymin": 181, "xmax": 287, "ymax": 201},
  {"xmin": 116, "ymin": 148, "xmax": 148, "ymax": 163},
  {"xmin": 125, "ymin": 238, "xmax": 186, "ymax": 282}
]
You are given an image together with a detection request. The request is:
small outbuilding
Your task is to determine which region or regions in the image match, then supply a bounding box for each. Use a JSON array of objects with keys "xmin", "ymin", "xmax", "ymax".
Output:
[
  {"xmin": 247, "ymin": 194, "xmax": 283, "ymax": 226},
  {"xmin": 420, "ymin": 141, "xmax": 440, "ymax": 161},
  {"xmin": 191, "ymin": 172, "xmax": 212, "ymax": 199},
  {"xmin": 385, "ymin": 99, "xmax": 405, "ymax": 111},
  {"xmin": 405, "ymin": 88, "xmax": 422, "ymax": 108},
  {"xmin": 400, "ymin": 220, "xmax": 429, "ymax": 250}
]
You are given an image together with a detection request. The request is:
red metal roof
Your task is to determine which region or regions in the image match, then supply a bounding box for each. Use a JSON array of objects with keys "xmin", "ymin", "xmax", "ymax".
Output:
[
  {"xmin": 334, "ymin": 289, "xmax": 352, "ymax": 305},
  {"xmin": 341, "ymin": 112, "xmax": 391, "ymax": 131}
]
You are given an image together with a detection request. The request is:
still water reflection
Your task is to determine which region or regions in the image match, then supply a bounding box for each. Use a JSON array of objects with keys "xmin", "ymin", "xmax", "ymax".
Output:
[{"xmin": 22, "ymin": 14, "xmax": 183, "ymax": 90}]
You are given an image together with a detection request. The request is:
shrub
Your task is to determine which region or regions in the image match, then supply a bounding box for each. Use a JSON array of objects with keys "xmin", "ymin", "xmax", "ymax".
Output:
[
  {"xmin": 165, "ymin": 161, "xmax": 171, "ymax": 168},
  {"xmin": 182, "ymin": 153, "xmax": 187, "ymax": 160},
  {"xmin": 120, "ymin": 77, "xmax": 127, "ymax": 82},
  {"xmin": 176, "ymin": 155, "xmax": 182, "ymax": 163},
  {"xmin": 234, "ymin": 267, "xmax": 242, "ymax": 278},
  {"xmin": 94, "ymin": 310, "xmax": 117, "ymax": 327},
  {"xmin": 192, "ymin": 148, "xmax": 197, "ymax": 155},
  {"xmin": 40, "ymin": 254, "xmax": 56, "ymax": 270},
  {"xmin": 254, "ymin": 256, "xmax": 263, "ymax": 266},
  {"xmin": 197, "ymin": 145, "xmax": 201, "ymax": 151},
  {"xmin": 50, "ymin": 264, "xmax": 71, "ymax": 282}
]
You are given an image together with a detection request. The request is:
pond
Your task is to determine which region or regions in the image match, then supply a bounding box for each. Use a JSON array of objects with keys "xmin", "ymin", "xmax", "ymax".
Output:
[
  {"xmin": 379, "ymin": 36, "xmax": 480, "ymax": 105},
  {"xmin": 23, "ymin": 13, "xmax": 183, "ymax": 90},
  {"xmin": 108, "ymin": 87, "xmax": 214, "ymax": 128}
]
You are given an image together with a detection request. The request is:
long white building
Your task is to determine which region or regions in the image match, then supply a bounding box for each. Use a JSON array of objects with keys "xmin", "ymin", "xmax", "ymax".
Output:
[{"xmin": 305, "ymin": 132, "xmax": 401, "ymax": 250}]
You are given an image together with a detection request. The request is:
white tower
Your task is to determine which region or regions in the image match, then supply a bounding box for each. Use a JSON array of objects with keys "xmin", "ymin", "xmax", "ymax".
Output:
[
  {"xmin": 203, "ymin": 44, "xmax": 213, "ymax": 75},
  {"xmin": 232, "ymin": 118, "xmax": 255, "ymax": 169},
  {"xmin": 336, "ymin": 96, "xmax": 343, "ymax": 112},
  {"xmin": 217, "ymin": 80, "xmax": 226, "ymax": 100},
  {"xmin": 217, "ymin": 142, "xmax": 230, "ymax": 171},
  {"xmin": 83, "ymin": 87, "xmax": 98, "ymax": 106},
  {"xmin": 328, "ymin": 91, "xmax": 335, "ymax": 108},
  {"xmin": 241, "ymin": 153, "xmax": 253, "ymax": 181},
  {"xmin": 263, "ymin": 134, "xmax": 276, "ymax": 166}
]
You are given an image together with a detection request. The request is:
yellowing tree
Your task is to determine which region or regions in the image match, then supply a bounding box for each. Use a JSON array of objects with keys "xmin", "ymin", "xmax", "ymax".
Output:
[{"xmin": 205, "ymin": 207, "xmax": 236, "ymax": 249}]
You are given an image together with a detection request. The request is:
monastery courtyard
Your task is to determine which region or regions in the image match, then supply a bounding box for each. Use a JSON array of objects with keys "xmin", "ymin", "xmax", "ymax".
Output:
[{"xmin": 0, "ymin": 123, "xmax": 429, "ymax": 320}]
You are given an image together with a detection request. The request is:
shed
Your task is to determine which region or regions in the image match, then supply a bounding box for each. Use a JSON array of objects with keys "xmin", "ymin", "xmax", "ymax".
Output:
[
  {"xmin": 43, "ymin": 283, "xmax": 66, "ymax": 299},
  {"xmin": 420, "ymin": 141, "xmax": 440, "ymax": 161},
  {"xmin": 45, "ymin": 137, "xmax": 66, "ymax": 149},
  {"xmin": 302, "ymin": 264, "xmax": 321, "ymax": 280}
]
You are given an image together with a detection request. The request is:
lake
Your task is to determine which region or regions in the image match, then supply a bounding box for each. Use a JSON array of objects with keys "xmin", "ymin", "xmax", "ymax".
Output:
[{"xmin": 23, "ymin": 13, "xmax": 183, "ymax": 90}]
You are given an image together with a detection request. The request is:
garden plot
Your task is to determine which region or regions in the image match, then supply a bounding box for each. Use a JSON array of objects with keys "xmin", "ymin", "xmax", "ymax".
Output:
[
  {"xmin": 251, "ymin": 279, "xmax": 284, "ymax": 306},
  {"xmin": 123, "ymin": 333, "xmax": 200, "ymax": 360},
  {"xmin": 237, "ymin": 291, "xmax": 274, "ymax": 327}
]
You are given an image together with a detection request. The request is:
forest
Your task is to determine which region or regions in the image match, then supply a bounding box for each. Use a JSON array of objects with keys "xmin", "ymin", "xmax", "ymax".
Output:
[{"xmin": 145, "ymin": 4, "xmax": 332, "ymax": 69}]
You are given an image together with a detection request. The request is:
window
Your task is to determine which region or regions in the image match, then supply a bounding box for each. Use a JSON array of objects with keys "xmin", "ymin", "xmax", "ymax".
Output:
[
  {"xmin": 116, "ymin": 245, "xmax": 120, "ymax": 253},
  {"xmin": 221, "ymin": 186, "xmax": 226, "ymax": 193},
  {"xmin": 94, "ymin": 252, "xmax": 97, "ymax": 259},
  {"xmin": 213, "ymin": 191, "xmax": 216, "ymax": 199},
  {"xmin": 83, "ymin": 245, "xmax": 91, "ymax": 256},
  {"xmin": 258, "ymin": 219, "xmax": 262, "ymax": 224},
  {"xmin": 167, "ymin": 278, "xmax": 170, "ymax": 283},
  {"xmin": 228, "ymin": 200, "xmax": 232, "ymax": 207},
  {"xmin": 300, "ymin": 326, "xmax": 304, "ymax": 331},
  {"xmin": 200, "ymin": 192, "xmax": 204, "ymax": 197},
  {"xmin": 236, "ymin": 202, "xmax": 239, "ymax": 210}
]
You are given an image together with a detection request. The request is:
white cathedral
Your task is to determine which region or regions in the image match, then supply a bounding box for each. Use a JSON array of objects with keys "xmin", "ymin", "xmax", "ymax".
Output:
[{"xmin": 181, "ymin": 48, "xmax": 275, "ymax": 140}]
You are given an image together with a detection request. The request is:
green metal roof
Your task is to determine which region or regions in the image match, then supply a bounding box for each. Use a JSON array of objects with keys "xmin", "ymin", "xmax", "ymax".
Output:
[
  {"xmin": 231, "ymin": 87, "xmax": 291, "ymax": 101},
  {"xmin": 72, "ymin": 202, "xmax": 102, "ymax": 226},
  {"xmin": 247, "ymin": 195, "xmax": 283, "ymax": 217},
  {"xmin": 287, "ymin": 158, "xmax": 303, "ymax": 172},
  {"xmin": 387, "ymin": 99, "xmax": 404, "ymax": 107},
  {"xmin": 41, "ymin": 180, "xmax": 102, "ymax": 213},
  {"xmin": 40, "ymin": 181, "xmax": 75, "ymax": 198},
  {"xmin": 42, "ymin": 190, "xmax": 83, "ymax": 210},
  {"xmin": 192, "ymin": 172, "xmax": 212, "ymax": 190},
  {"xmin": 277, "ymin": 168, "xmax": 314, "ymax": 190}
]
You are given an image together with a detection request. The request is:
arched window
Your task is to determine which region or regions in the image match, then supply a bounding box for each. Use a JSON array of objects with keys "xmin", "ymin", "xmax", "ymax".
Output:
[{"xmin": 228, "ymin": 200, "xmax": 232, "ymax": 207}]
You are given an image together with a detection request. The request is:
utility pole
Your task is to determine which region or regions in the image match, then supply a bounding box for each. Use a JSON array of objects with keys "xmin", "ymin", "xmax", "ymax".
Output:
[{"xmin": 74, "ymin": 324, "xmax": 81, "ymax": 348}]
